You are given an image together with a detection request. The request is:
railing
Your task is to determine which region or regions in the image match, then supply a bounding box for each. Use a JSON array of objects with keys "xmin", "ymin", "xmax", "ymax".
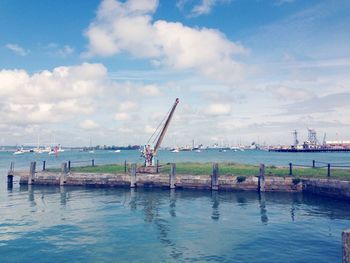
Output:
[{"xmin": 288, "ymin": 160, "xmax": 350, "ymax": 177}]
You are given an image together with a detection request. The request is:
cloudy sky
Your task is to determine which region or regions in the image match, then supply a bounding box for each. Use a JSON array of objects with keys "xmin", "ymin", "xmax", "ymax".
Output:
[{"xmin": 0, "ymin": 0, "xmax": 349, "ymax": 147}]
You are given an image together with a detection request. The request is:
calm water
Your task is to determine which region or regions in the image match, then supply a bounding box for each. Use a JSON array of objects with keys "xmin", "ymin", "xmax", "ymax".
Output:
[
  {"xmin": 1, "ymin": 181, "xmax": 350, "ymax": 262},
  {"xmin": 1, "ymin": 150, "xmax": 350, "ymax": 262},
  {"xmin": 1, "ymin": 149, "xmax": 350, "ymax": 171}
]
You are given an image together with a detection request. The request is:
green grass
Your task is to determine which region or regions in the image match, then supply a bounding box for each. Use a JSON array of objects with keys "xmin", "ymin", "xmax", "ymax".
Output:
[{"xmin": 46, "ymin": 162, "xmax": 350, "ymax": 180}]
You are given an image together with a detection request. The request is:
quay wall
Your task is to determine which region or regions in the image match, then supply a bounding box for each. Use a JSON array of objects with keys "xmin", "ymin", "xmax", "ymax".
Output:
[
  {"xmin": 18, "ymin": 172, "xmax": 301, "ymax": 192},
  {"xmin": 16, "ymin": 171, "xmax": 350, "ymax": 200}
]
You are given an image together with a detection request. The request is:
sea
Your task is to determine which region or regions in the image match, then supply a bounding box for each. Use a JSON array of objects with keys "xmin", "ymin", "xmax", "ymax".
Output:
[{"xmin": 1, "ymin": 149, "xmax": 350, "ymax": 262}]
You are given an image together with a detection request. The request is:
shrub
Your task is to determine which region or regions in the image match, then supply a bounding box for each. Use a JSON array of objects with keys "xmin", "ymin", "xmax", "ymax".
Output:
[
  {"xmin": 292, "ymin": 178, "xmax": 301, "ymax": 185},
  {"xmin": 237, "ymin": 176, "xmax": 246, "ymax": 183}
]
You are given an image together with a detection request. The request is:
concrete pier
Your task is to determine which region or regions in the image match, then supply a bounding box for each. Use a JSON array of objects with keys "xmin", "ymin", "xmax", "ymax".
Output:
[
  {"xmin": 259, "ymin": 164, "xmax": 265, "ymax": 192},
  {"xmin": 211, "ymin": 163, "xmax": 219, "ymax": 191},
  {"xmin": 60, "ymin": 163, "xmax": 68, "ymax": 186},
  {"xmin": 28, "ymin": 162, "xmax": 36, "ymax": 185},
  {"xmin": 130, "ymin": 163, "xmax": 137, "ymax": 188},
  {"xmin": 169, "ymin": 163, "xmax": 176, "ymax": 189}
]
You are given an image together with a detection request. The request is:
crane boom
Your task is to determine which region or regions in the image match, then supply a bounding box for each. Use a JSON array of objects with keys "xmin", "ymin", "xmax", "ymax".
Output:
[{"xmin": 153, "ymin": 98, "xmax": 179, "ymax": 155}]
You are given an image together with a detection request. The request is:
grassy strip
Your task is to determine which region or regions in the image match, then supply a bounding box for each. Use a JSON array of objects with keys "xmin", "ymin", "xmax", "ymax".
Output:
[{"xmin": 44, "ymin": 162, "xmax": 350, "ymax": 180}]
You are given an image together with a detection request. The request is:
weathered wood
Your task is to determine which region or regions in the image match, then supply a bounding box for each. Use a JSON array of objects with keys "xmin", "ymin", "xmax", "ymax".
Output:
[
  {"xmin": 7, "ymin": 162, "xmax": 14, "ymax": 188},
  {"xmin": 42, "ymin": 160, "xmax": 46, "ymax": 171},
  {"xmin": 28, "ymin": 162, "xmax": 36, "ymax": 185},
  {"xmin": 60, "ymin": 162, "xmax": 68, "ymax": 186},
  {"xmin": 259, "ymin": 163, "xmax": 265, "ymax": 192},
  {"xmin": 130, "ymin": 163, "xmax": 137, "ymax": 188},
  {"xmin": 343, "ymin": 229, "xmax": 350, "ymax": 263},
  {"xmin": 211, "ymin": 163, "xmax": 219, "ymax": 191},
  {"xmin": 169, "ymin": 163, "xmax": 176, "ymax": 189}
]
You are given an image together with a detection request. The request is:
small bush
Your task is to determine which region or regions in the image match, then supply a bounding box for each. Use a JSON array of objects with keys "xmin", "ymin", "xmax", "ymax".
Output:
[
  {"xmin": 270, "ymin": 165, "xmax": 276, "ymax": 169},
  {"xmin": 292, "ymin": 178, "xmax": 301, "ymax": 185},
  {"xmin": 237, "ymin": 176, "xmax": 246, "ymax": 183}
]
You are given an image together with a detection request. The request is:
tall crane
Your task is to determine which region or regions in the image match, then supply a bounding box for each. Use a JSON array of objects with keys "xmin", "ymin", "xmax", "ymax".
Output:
[{"xmin": 142, "ymin": 98, "xmax": 179, "ymax": 166}]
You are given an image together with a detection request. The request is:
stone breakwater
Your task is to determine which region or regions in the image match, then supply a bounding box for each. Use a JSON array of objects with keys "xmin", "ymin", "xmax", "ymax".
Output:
[{"xmin": 13, "ymin": 171, "xmax": 350, "ymax": 201}]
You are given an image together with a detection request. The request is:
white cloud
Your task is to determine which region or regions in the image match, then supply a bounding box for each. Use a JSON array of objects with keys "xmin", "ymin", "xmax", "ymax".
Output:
[
  {"xmin": 177, "ymin": 0, "xmax": 232, "ymax": 17},
  {"xmin": 114, "ymin": 112, "xmax": 130, "ymax": 120},
  {"xmin": 118, "ymin": 101, "xmax": 137, "ymax": 111},
  {"xmin": 84, "ymin": 0, "xmax": 248, "ymax": 83},
  {"xmin": 79, "ymin": 119, "xmax": 99, "ymax": 129},
  {"xmin": 5, "ymin": 43, "xmax": 28, "ymax": 56},
  {"xmin": 139, "ymin": 84, "xmax": 161, "ymax": 96},
  {"xmin": 204, "ymin": 103, "xmax": 232, "ymax": 116},
  {"xmin": 266, "ymin": 85, "xmax": 315, "ymax": 101},
  {"xmin": 0, "ymin": 63, "xmax": 106, "ymax": 126}
]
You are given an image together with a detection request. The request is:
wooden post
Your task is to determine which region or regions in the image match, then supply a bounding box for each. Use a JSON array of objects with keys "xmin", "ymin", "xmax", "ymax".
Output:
[
  {"xmin": 124, "ymin": 160, "xmax": 127, "ymax": 173},
  {"xmin": 130, "ymin": 163, "xmax": 136, "ymax": 188},
  {"xmin": 60, "ymin": 162, "xmax": 68, "ymax": 186},
  {"xmin": 28, "ymin": 161, "xmax": 36, "ymax": 185},
  {"xmin": 42, "ymin": 160, "xmax": 46, "ymax": 171},
  {"xmin": 68, "ymin": 160, "xmax": 71, "ymax": 171},
  {"xmin": 289, "ymin": 163, "xmax": 293, "ymax": 176},
  {"xmin": 156, "ymin": 159, "xmax": 159, "ymax": 174},
  {"xmin": 92, "ymin": 159, "xmax": 95, "ymax": 167},
  {"xmin": 312, "ymin": 160, "xmax": 315, "ymax": 168},
  {"xmin": 211, "ymin": 163, "xmax": 219, "ymax": 191},
  {"xmin": 259, "ymin": 163, "xmax": 265, "ymax": 192},
  {"xmin": 327, "ymin": 164, "xmax": 331, "ymax": 177},
  {"xmin": 343, "ymin": 229, "xmax": 350, "ymax": 263},
  {"xmin": 169, "ymin": 163, "xmax": 176, "ymax": 189},
  {"xmin": 7, "ymin": 162, "xmax": 14, "ymax": 188}
]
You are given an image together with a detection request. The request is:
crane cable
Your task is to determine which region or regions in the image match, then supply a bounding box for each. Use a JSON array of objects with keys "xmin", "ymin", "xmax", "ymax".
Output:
[{"xmin": 147, "ymin": 104, "xmax": 173, "ymax": 145}]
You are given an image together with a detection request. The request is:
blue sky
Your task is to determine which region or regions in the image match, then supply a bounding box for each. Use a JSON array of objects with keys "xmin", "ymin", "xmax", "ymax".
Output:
[{"xmin": 0, "ymin": 0, "xmax": 349, "ymax": 147}]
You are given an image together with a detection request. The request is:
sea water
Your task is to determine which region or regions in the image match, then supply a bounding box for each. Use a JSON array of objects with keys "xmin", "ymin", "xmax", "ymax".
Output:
[
  {"xmin": 1, "ymin": 183, "xmax": 350, "ymax": 262},
  {"xmin": 1, "ymin": 149, "xmax": 349, "ymax": 170},
  {"xmin": 1, "ymin": 150, "xmax": 350, "ymax": 262}
]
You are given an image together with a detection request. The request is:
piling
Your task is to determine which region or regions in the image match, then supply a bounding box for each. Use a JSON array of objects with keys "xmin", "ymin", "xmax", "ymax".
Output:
[
  {"xmin": 124, "ymin": 160, "xmax": 127, "ymax": 173},
  {"xmin": 312, "ymin": 160, "xmax": 315, "ymax": 168},
  {"xmin": 169, "ymin": 163, "xmax": 176, "ymax": 189},
  {"xmin": 68, "ymin": 160, "xmax": 71, "ymax": 170},
  {"xmin": 7, "ymin": 162, "xmax": 14, "ymax": 188},
  {"xmin": 60, "ymin": 162, "xmax": 68, "ymax": 186},
  {"xmin": 211, "ymin": 163, "xmax": 219, "ymax": 191},
  {"xmin": 342, "ymin": 229, "xmax": 350, "ymax": 263},
  {"xmin": 42, "ymin": 160, "xmax": 46, "ymax": 171},
  {"xmin": 92, "ymin": 159, "xmax": 95, "ymax": 167},
  {"xmin": 289, "ymin": 163, "xmax": 293, "ymax": 176},
  {"xmin": 156, "ymin": 160, "xmax": 159, "ymax": 174},
  {"xmin": 28, "ymin": 161, "xmax": 36, "ymax": 185},
  {"xmin": 327, "ymin": 164, "xmax": 331, "ymax": 177},
  {"xmin": 259, "ymin": 163, "xmax": 265, "ymax": 192},
  {"xmin": 130, "ymin": 163, "xmax": 137, "ymax": 188}
]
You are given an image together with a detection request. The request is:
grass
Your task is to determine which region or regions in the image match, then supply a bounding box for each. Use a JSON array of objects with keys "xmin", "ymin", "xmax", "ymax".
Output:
[{"xmin": 46, "ymin": 162, "xmax": 350, "ymax": 180}]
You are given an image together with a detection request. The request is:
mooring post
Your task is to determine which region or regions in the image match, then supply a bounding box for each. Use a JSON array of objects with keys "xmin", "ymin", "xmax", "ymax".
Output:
[
  {"xmin": 7, "ymin": 162, "xmax": 14, "ymax": 188},
  {"xmin": 289, "ymin": 163, "xmax": 293, "ymax": 176},
  {"xmin": 342, "ymin": 229, "xmax": 350, "ymax": 263},
  {"xmin": 92, "ymin": 159, "xmax": 95, "ymax": 167},
  {"xmin": 327, "ymin": 164, "xmax": 331, "ymax": 177},
  {"xmin": 259, "ymin": 163, "xmax": 265, "ymax": 192},
  {"xmin": 211, "ymin": 163, "xmax": 219, "ymax": 191},
  {"xmin": 42, "ymin": 160, "xmax": 46, "ymax": 171},
  {"xmin": 124, "ymin": 160, "xmax": 127, "ymax": 173},
  {"xmin": 312, "ymin": 160, "xmax": 315, "ymax": 168},
  {"xmin": 156, "ymin": 160, "xmax": 159, "ymax": 174},
  {"xmin": 28, "ymin": 161, "xmax": 36, "ymax": 185},
  {"xmin": 130, "ymin": 163, "xmax": 137, "ymax": 188},
  {"xmin": 60, "ymin": 162, "xmax": 68, "ymax": 186},
  {"xmin": 169, "ymin": 163, "xmax": 176, "ymax": 189},
  {"xmin": 68, "ymin": 160, "xmax": 71, "ymax": 171}
]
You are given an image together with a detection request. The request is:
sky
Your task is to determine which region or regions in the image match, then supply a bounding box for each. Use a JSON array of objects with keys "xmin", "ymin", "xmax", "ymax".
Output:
[{"xmin": 0, "ymin": 0, "xmax": 349, "ymax": 147}]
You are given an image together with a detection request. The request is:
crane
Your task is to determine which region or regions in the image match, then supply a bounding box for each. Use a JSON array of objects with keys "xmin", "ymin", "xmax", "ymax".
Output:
[{"xmin": 141, "ymin": 98, "xmax": 179, "ymax": 166}]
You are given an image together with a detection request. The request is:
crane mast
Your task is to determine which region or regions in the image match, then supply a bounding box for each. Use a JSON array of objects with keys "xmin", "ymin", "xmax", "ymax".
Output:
[{"xmin": 142, "ymin": 98, "xmax": 179, "ymax": 166}]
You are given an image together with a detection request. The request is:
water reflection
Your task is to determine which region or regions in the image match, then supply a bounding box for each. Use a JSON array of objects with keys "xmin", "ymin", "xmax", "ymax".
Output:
[
  {"xmin": 169, "ymin": 189, "xmax": 176, "ymax": 218},
  {"xmin": 258, "ymin": 192, "xmax": 268, "ymax": 224},
  {"xmin": 211, "ymin": 191, "xmax": 220, "ymax": 221}
]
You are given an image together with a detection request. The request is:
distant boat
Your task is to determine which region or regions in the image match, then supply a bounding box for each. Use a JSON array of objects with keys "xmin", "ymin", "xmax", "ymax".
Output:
[
  {"xmin": 170, "ymin": 149, "xmax": 179, "ymax": 153},
  {"xmin": 114, "ymin": 150, "xmax": 121, "ymax": 153},
  {"xmin": 195, "ymin": 149, "xmax": 201, "ymax": 153}
]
